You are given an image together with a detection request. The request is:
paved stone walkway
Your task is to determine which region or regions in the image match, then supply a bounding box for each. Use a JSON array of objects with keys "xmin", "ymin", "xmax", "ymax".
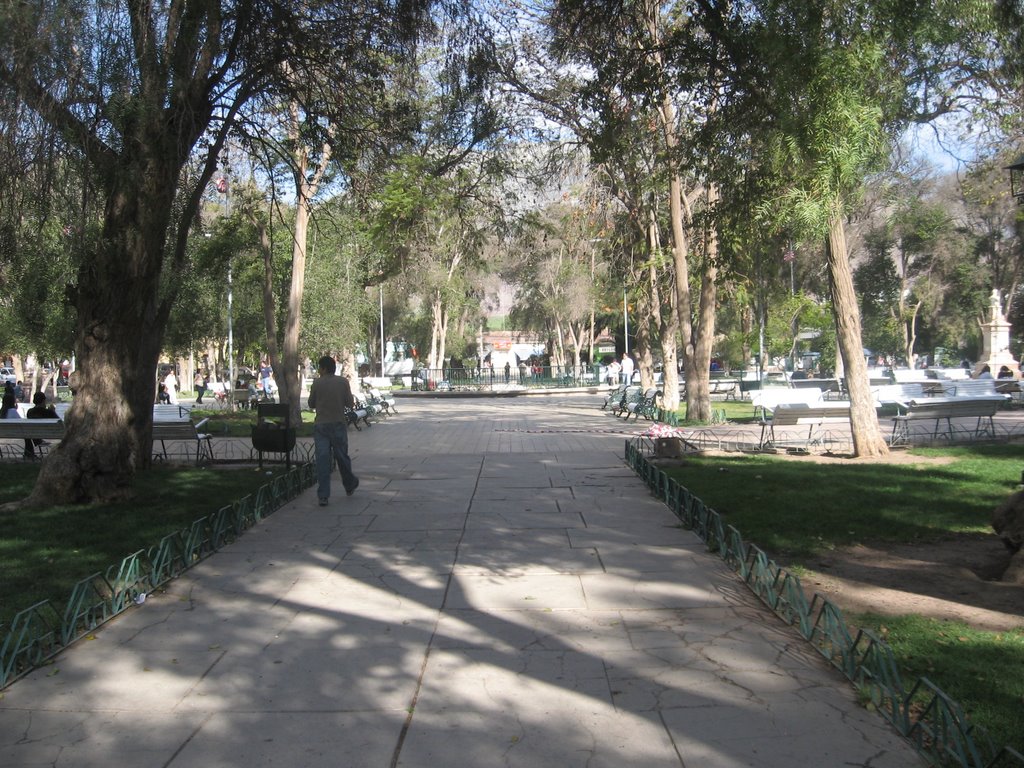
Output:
[{"xmin": 0, "ymin": 394, "xmax": 922, "ymax": 767}]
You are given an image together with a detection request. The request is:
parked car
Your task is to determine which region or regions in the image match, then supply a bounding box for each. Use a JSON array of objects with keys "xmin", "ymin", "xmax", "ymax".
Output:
[{"xmin": 0, "ymin": 367, "xmax": 17, "ymax": 385}]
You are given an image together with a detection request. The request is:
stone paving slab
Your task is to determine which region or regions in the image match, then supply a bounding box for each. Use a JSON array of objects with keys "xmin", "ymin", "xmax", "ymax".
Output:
[{"xmin": 0, "ymin": 394, "xmax": 924, "ymax": 767}]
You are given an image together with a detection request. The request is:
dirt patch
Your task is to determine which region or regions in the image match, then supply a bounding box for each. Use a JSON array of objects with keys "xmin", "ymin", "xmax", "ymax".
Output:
[
  {"xmin": 685, "ymin": 449, "xmax": 1024, "ymax": 632},
  {"xmin": 793, "ymin": 534, "xmax": 1024, "ymax": 632}
]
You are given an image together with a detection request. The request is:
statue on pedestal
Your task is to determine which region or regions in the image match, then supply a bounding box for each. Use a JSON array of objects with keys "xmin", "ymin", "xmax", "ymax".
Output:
[{"xmin": 975, "ymin": 289, "xmax": 1019, "ymax": 379}]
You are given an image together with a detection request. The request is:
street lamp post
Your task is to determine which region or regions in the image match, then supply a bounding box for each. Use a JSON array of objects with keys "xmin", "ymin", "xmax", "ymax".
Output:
[
  {"xmin": 379, "ymin": 285, "xmax": 385, "ymax": 379},
  {"xmin": 622, "ymin": 289, "xmax": 629, "ymax": 356},
  {"xmin": 227, "ymin": 258, "xmax": 234, "ymax": 395},
  {"xmin": 1008, "ymin": 154, "xmax": 1024, "ymax": 205}
]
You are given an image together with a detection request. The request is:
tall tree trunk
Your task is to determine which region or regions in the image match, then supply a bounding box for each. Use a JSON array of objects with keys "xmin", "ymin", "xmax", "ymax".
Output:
[
  {"xmin": 257, "ymin": 214, "xmax": 282, "ymax": 400},
  {"xmin": 27, "ymin": 169, "xmax": 177, "ymax": 504},
  {"xmin": 567, "ymin": 323, "xmax": 583, "ymax": 367},
  {"xmin": 647, "ymin": 211, "xmax": 680, "ymax": 412},
  {"xmin": 550, "ymin": 316, "xmax": 565, "ymax": 371},
  {"xmin": 905, "ymin": 301, "xmax": 921, "ymax": 366},
  {"xmin": 274, "ymin": 95, "xmax": 331, "ymax": 425},
  {"xmin": 741, "ymin": 303, "xmax": 753, "ymax": 370},
  {"xmin": 279, "ymin": 197, "xmax": 309, "ymax": 424},
  {"xmin": 8, "ymin": 0, "xmax": 227, "ymax": 507},
  {"xmin": 428, "ymin": 291, "xmax": 448, "ymax": 371},
  {"xmin": 646, "ymin": 0, "xmax": 717, "ymax": 421},
  {"xmin": 686, "ymin": 185, "xmax": 720, "ymax": 421},
  {"xmin": 827, "ymin": 214, "xmax": 888, "ymax": 457},
  {"xmin": 633, "ymin": 289, "xmax": 655, "ymax": 391}
]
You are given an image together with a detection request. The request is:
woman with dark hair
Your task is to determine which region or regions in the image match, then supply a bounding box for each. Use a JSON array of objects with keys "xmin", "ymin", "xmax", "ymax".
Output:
[{"xmin": 1, "ymin": 391, "xmax": 19, "ymax": 419}]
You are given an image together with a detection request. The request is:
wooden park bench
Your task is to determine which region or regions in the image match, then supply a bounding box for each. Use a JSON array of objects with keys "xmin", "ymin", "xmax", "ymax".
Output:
[
  {"xmin": 153, "ymin": 403, "xmax": 194, "ymax": 419},
  {"xmin": 0, "ymin": 419, "xmax": 65, "ymax": 459},
  {"xmin": 946, "ymin": 379, "xmax": 1011, "ymax": 401},
  {"xmin": 871, "ymin": 383, "xmax": 925, "ymax": 412},
  {"xmin": 996, "ymin": 379, "xmax": 1022, "ymax": 406},
  {"xmin": 612, "ymin": 385, "xmax": 643, "ymax": 417},
  {"xmin": 624, "ymin": 388, "xmax": 662, "ymax": 421},
  {"xmin": 789, "ymin": 377, "xmax": 842, "ymax": 395},
  {"xmin": 758, "ymin": 402, "xmax": 851, "ymax": 450},
  {"xmin": 750, "ymin": 387, "xmax": 822, "ymax": 419},
  {"xmin": 889, "ymin": 396, "xmax": 1004, "ymax": 446},
  {"xmin": 708, "ymin": 376, "xmax": 739, "ymax": 398},
  {"xmin": 363, "ymin": 386, "xmax": 398, "ymax": 416},
  {"xmin": 152, "ymin": 413, "xmax": 213, "ymax": 464},
  {"xmin": 601, "ymin": 383, "xmax": 629, "ymax": 411}
]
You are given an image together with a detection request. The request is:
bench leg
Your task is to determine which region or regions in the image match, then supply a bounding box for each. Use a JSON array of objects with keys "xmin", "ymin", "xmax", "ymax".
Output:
[
  {"xmin": 975, "ymin": 415, "xmax": 996, "ymax": 439},
  {"xmin": 196, "ymin": 436, "xmax": 214, "ymax": 465},
  {"xmin": 890, "ymin": 417, "xmax": 908, "ymax": 446},
  {"xmin": 938, "ymin": 417, "xmax": 953, "ymax": 440},
  {"xmin": 806, "ymin": 424, "xmax": 821, "ymax": 448}
]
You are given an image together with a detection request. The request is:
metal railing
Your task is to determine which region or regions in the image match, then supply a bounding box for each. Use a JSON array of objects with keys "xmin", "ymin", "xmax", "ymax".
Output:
[
  {"xmin": 625, "ymin": 438, "xmax": 1024, "ymax": 768},
  {"xmin": 0, "ymin": 463, "xmax": 315, "ymax": 689},
  {"xmin": 402, "ymin": 364, "xmax": 608, "ymax": 391}
]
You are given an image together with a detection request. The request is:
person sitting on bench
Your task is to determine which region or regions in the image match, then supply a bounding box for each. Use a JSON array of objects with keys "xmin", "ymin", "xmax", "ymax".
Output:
[
  {"xmin": 24, "ymin": 391, "xmax": 59, "ymax": 458},
  {"xmin": 1, "ymin": 390, "xmax": 19, "ymax": 420}
]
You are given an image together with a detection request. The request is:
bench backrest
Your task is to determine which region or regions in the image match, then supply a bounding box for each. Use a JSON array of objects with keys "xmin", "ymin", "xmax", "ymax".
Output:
[
  {"xmin": 872, "ymin": 383, "xmax": 924, "ymax": 405},
  {"xmin": 789, "ymin": 378, "xmax": 841, "ymax": 392},
  {"xmin": 905, "ymin": 396, "xmax": 1003, "ymax": 418},
  {"xmin": 152, "ymin": 421, "xmax": 199, "ymax": 439},
  {"xmin": 931, "ymin": 367, "xmax": 971, "ymax": 380},
  {"xmin": 949, "ymin": 380, "xmax": 999, "ymax": 397},
  {"xmin": 621, "ymin": 385, "xmax": 643, "ymax": 402},
  {"xmin": 751, "ymin": 388, "xmax": 823, "ymax": 411},
  {"xmin": 708, "ymin": 378, "xmax": 738, "ymax": 392},
  {"xmin": 771, "ymin": 403, "xmax": 851, "ymax": 425},
  {"xmin": 153, "ymin": 403, "xmax": 193, "ymax": 420},
  {"xmin": 890, "ymin": 368, "xmax": 930, "ymax": 384},
  {"xmin": 0, "ymin": 419, "xmax": 65, "ymax": 439}
]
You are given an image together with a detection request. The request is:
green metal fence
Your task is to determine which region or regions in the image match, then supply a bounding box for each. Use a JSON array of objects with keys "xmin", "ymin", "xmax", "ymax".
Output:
[
  {"xmin": 625, "ymin": 437, "xmax": 1024, "ymax": 768},
  {"xmin": 0, "ymin": 462, "xmax": 315, "ymax": 690},
  {"xmin": 408, "ymin": 364, "xmax": 606, "ymax": 391}
]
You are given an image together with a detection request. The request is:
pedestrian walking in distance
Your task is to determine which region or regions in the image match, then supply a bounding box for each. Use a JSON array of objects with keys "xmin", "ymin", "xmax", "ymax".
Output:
[{"xmin": 307, "ymin": 355, "xmax": 359, "ymax": 506}]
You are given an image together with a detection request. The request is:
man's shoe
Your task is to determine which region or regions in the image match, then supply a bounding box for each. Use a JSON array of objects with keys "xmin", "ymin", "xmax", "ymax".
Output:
[
  {"xmin": 318, "ymin": 497, "xmax": 328, "ymax": 506},
  {"xmin": 346, "ymin": 479, "xmax": 359, "ymax": 496}
]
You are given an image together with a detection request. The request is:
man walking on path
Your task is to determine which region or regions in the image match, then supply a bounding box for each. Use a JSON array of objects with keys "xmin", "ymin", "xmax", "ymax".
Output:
[
  {"xmin": 307, "ymin": 355, "xmax": 359, "ymax": 506},
  {"xmin": 193, "ymin": 370, "xmax": 206, "ymax": 404}
]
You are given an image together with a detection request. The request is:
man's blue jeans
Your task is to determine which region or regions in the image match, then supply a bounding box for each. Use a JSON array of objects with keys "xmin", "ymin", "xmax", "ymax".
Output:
[{"xmin": 313, "ymin": 422, "xmax": 357, "ymax": 500}]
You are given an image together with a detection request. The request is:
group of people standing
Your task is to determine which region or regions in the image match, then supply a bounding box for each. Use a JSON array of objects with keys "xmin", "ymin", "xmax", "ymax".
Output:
[
  {"xmin": 157, "ymin": 359, "xmax": 277, "ymax": 406},
  {"xmin": 605, "ymin": 354, "xmax": 635, "ymax": 386}
]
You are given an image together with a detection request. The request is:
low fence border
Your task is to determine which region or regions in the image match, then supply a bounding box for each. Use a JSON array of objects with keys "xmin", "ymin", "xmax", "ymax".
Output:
[
  {"xmin": 0, "ymin": 462, "xmax": 315, "ymax": 689},
  {"xmin": 625, "ymin": 438, "xmax": 1024, "ymax": 768}
]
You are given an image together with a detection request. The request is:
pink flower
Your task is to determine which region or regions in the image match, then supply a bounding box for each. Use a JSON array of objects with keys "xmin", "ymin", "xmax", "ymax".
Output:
[{"xmin": 642, "ymin": 423, "xmax": 681, "ymax": 438}]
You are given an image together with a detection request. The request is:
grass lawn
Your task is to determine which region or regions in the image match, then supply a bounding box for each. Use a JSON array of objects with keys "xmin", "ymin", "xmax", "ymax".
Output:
[
  {"xmin": 0, "ymin": 462, "xmax": 291, "ymax": 628},
  {"xmin": 660, "ymin": 443, "xmax": 1024, "ymax": 753},
  {"xmin": 191, "ymin": 405, "xmax": 316, "ymax": 438},
  {"xmin": 855, "ymin": 613, "xmax": 1024, "ymax": 753},
  {"xmin": 680, "ymin": 399, "xmax": 759, "ymax": 425},
  {"xmin": 661, "ymin": 444, "xmax": 1019, "ymax": 558}
]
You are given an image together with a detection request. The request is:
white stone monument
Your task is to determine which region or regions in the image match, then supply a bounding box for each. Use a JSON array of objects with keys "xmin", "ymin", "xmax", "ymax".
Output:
[{"xmin": 975, "ymin": 289, "xmax": 1019, "ymax": 379}]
